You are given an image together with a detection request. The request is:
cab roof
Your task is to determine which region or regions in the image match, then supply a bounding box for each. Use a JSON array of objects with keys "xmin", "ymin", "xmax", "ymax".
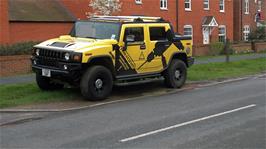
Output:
[{"xmin": 88, "ymin": 16, "xmax": 167, "ymax": 23}]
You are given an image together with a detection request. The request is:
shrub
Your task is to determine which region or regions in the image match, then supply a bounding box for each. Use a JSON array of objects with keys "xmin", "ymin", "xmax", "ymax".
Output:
[
  {"xmin": 0, "ymin": 41, "xmax": 39, "ymax": 56},
  {"xmin": 220, "ymin": 40, "xmax": 234, "ymax": 55},
  {"xmin": 249, "ymin": 26, "xmax": 266, "ymax": 41},
  {"xmin": 209, "ymin": 42, "xmax": 224, "ymax": 56}
]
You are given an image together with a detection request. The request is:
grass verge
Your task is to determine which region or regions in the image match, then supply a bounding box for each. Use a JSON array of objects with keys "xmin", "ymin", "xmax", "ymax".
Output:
[
  {"xmin": 1, "ymin": 58, "xmax": 265, "ymax": 108},
  {"xmin": 188, "ymin": 58, "xmax": 266, "ymax": 81},
  {"xmin": 0, "ymin": 84, "xmax": 81, "ymax": 108}
]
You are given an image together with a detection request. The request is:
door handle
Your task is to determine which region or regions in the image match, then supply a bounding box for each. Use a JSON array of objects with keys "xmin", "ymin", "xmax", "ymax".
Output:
[{"xmin": 140, "ymin": 44, "xmax": 146, "ymax": 50}]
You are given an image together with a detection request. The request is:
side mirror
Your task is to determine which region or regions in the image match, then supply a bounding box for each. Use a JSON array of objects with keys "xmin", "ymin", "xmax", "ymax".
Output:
[
  {"xmin": 126, "ymin": 35, "xmax": 135, "ymax": 43},
  {"xmin": 123, "ymin": 35, "xmax": 135, "ymax": 51}
]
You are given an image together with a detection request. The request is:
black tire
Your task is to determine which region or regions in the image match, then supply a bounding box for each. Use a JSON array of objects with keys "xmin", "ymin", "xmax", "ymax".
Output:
[
  {"xmin": 80, "ymin": 66, "xmax": 113, "ymax": 101},
  {"xmin": 36, "ymin": 73, "xmax": 64, "ymax": 90},
  {"xmin": 164, "ymin": 59, "xmax": 187, "ymax": 88}
]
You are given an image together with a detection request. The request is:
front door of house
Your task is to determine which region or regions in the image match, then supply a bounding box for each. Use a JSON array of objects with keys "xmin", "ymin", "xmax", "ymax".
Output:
[{"xmin": 203, "ymin": 28, "xmax": 210, "ymax": 44}]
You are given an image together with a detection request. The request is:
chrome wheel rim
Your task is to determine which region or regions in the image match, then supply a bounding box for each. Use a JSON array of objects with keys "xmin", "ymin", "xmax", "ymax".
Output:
[
  {"xmin": 95, "ymin": 79, "xmax": 103, "ymax": 89},
  {"xmin": 175, "ymin": 70, "xmax": 181, "ymax": 79}
]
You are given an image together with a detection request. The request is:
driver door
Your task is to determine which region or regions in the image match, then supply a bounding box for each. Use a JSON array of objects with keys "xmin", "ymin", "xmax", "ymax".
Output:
[{"xmin": 116, "ymin": 25, "xmax": 149, "ymax": 76}]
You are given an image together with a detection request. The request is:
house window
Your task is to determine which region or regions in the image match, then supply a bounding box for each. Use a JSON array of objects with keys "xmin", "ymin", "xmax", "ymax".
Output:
[
  {"xmin": 184, "ymin": 25, "xmax": 193, "ymax": 42},
  {"xmin": 185, "ymin": 0, "xmax": 191, "ymax": 11},
  {"xmin": 160, "ymin": 0, "xmax": 168, "ymax": 10},
  {"xmin": 218, "ymin": 25, "xmax": 226, "ymax": 42},
  {"xmin": 243, "ymin": 25, "xmax": 250, "ymax": 41},
  {"xmin": 219, "ymin": 0, "xmax": 225, "ymax": 12},
  {"xmin": 258, "ymin": 0, "xmax": 262, "ymax": 11},
  {"xmin": 244, "ymin": 0, "xmax": 249, "ymax": 14},
  {"xmin": 204, "ymin": 0, "xmax": 209, "ymax": 10},
  {"xmin": 135, "ymin": 0, "xmax": 142, "ymax": 4}
]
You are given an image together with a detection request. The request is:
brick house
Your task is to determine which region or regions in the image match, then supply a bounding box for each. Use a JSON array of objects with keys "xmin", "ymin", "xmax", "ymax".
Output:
[
  {"xmin": 0, "ymin": 0, "xmax": 89, "ymax": 44},
  {"xmin": 0, "ymin": 0, "xmax": 265, "ymax": 45},
  {"xmin": 120, "ymin": 0, "xmax": 234, "ymax": 45},
  {"xmin": 233, "ymin": 0, "xmax": 266, "ymax": 42},
  {"xmin": 120, "ymin": 0, "xmax": 177, "ymax": 31}
]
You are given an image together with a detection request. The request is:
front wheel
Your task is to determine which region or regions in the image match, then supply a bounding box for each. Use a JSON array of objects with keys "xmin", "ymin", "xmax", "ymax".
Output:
[
  {"xmin": 80, "ymin": 66, "xmax": 113, "ymax": 101},
  {"xmin": 164, "ymin": 59, "xmax": 187, "ymax": 88},
  {"xmin": 36, "ymin": 73, "xmax": 64, "ymax": 90}
]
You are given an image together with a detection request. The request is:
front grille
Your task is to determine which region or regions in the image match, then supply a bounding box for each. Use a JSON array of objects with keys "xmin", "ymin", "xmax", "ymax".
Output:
[
  {"xmin": 36, "ymin": 49, "xmax": 65, "ymax": 68},
  {"xmin": 38, "ymin": 57, "xmax": 59, "ymax": 68},
  {"xmin": 39, "ymin": 49, "xmax": 64, "ymax": 59}
]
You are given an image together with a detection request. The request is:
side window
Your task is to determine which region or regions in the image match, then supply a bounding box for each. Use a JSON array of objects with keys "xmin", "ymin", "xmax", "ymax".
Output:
[
  {"xmin": 124, "ymin": 27, "xmax": 144, "ymax": 43},
  {"xmin": 149, "ymin": 27, "xmax": 167, "ymax": 41}
]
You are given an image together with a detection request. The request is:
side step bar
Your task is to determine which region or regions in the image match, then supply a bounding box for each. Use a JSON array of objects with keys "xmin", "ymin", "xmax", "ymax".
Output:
[{"xmin": 116, "ymin": 73, "xmax": 162, "ymax": 81}]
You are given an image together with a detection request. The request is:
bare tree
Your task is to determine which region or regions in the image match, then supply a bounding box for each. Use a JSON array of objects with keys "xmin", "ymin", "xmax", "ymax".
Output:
[{"xmin": 87, "ymin": 0, "xmax": 122, "ymax": 17}]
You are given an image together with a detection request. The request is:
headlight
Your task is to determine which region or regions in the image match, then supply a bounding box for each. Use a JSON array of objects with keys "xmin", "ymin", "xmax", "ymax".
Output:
[
  {"xmin": 36, "ymin": 49, "xmax": 40, "ymax": 56},
  {"xmin": 64, "ymin": 53, "xmax": 70, "ymax": 61}
]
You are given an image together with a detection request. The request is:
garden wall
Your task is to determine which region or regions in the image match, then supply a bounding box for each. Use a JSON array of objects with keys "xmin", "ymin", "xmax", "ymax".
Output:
[
  {"xmin": 231, "ymin": 42, "xmax": 252, "ymax": 53},
  {"xmin": 192, "ymin": 44, "xmax": 210, "ymax": 56},
  {"xmin": 254, "ymin": 42, "xmax": 266, "ymax": 52},
  {"xmin": 0, "ymin": 55, "xmax": 31, "ymax": 76},
  {"xmin": 193, "ymin": 41, "xmax": 266, "ymax": 56}
]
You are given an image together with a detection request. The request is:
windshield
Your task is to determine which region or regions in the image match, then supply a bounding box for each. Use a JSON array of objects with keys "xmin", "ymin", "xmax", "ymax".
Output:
[{"xmin": 70, "ymin": 21, "xmax": 120, "ymax": 40}]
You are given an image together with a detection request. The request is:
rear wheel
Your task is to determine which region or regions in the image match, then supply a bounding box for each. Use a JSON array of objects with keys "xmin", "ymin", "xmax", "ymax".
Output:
[
  {"xmin": 164, "ymin": 59, "xmax": 187, "ymax": 88},
  {"xmin": 36, "ymin": 73, "xmax": 64, "ymax": 90},
  {"xmin": 80, "ymin": 66, "xmax": 113, "ymax": 101}
]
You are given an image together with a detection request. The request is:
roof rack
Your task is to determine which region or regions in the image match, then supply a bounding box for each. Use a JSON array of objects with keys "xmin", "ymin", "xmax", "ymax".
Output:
[{"xmin": 89, "ymin": 16, "xmax": 166, "ymax": 23}]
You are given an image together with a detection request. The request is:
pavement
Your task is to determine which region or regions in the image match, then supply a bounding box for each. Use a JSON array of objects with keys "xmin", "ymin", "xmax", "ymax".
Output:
[
  {"xmin": 0, "ymin": 53, "xmax": 265, "ymax": 85},
  {"xmin": 0, "ymin": 75, "xmax": 265, "ymax": 148}
]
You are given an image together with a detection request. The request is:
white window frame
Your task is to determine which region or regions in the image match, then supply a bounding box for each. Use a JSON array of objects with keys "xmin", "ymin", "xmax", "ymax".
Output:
[
  {"xmin": 218, "ymin": 25, "xmax": 226, "ymax": 42},
  {"xmin": 185, "ymin": 0, "xmax": 192, "ymax": 11},
  {"xmin": 258, "ymin": 0, "xmax": 262, "ymax": 11},
  {"xmin": 244, "ymin": 0, "xmax": 249, "ymax": 14},
  {"xmin": 184, "ymin": 25, "xmax": 193, "ymax": 43},
  {"xmin": 204, "ymin": 0, "xmax": 210, "ymax": 10},
  {"xmin": 219, "ymin": 0, "xmax": 225, "ymax": 12},
  {"xmin": 243, "ymin": 25, "xmax": 250, "ymax": 41},
  {"xmin": 135, "ymin": 0, "xmax": 142, "ymax": 4},
  {"xmin": 160, "ymin": 0, "xmax": 168, "ymax": 10}
]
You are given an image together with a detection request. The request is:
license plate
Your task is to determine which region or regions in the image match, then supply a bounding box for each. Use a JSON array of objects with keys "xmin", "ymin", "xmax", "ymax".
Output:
[{"xmin": 42, "ymin": 69, "xmax": 51, "ymax": 77}]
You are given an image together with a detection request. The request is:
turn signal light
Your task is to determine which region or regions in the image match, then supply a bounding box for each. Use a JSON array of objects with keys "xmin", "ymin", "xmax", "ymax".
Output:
[
  {"xmin": 73, "ymin": 55, "xmax": 82, "ymax": 62},
  {"xmin": 85, "ymin": 53, "xmax": 92, "ymax": 56}
]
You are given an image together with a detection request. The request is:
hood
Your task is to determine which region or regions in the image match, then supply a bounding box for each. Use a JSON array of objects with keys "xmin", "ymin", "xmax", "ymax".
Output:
[{"xmin": 34, "ymin": 35, "xmax": 118, "ymax": 51}]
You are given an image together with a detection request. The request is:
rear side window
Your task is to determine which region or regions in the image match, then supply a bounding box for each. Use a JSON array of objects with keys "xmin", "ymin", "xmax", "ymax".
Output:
[
  {"xmin": 149, "ymin": 27, "xmax": 167, "ymax": 41},
  {"xmin": 124, "ymin": 27, "xmax": 144, "ymax": 42}
]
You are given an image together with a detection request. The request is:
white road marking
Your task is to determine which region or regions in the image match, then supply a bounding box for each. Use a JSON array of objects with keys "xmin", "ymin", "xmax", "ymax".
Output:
[{"xmin": 120, "ymin": 104, "xmax": 256, "ymax": 142}]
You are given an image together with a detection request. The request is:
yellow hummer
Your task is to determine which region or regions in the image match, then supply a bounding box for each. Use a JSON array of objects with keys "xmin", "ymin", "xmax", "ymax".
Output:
[{"xmin": 32, "ymin": 16, "xmax": 194, "ymax": 100}]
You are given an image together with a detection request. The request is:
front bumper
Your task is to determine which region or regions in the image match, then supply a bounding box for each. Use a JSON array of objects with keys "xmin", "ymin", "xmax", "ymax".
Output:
[
  {"xmin": 32, "ymin": 63, "xmax": 82, "ymax": 74},
  {"xmin": 187, "ymin": 57, "xmax": 195, "ymax": 67},
  {"xmin": 31, "ymin": 57, "xmax": 83, "ymax": 83}
]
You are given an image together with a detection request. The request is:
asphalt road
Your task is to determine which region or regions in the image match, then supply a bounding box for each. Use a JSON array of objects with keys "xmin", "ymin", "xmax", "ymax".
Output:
[{"xmin": 1, "ymin": 77, "xmax": 265, "ymax": 148}]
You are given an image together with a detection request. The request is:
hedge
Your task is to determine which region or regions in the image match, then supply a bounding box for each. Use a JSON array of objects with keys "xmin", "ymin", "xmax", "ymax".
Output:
[{"xmin": 0, "ymin": 41, "xmax": 39, "ymax": 56}]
